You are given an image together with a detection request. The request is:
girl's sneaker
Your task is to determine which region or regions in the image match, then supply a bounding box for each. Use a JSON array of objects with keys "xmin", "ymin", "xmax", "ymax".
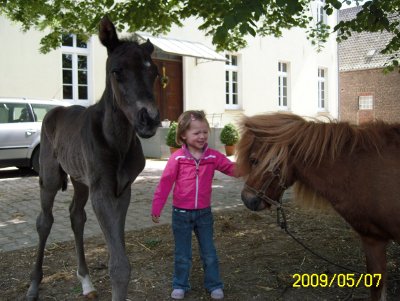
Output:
[
  {"xmin": 211, "ymin": 288, "xmax": 224, "ymax": 299},
  {"xmin": 171, "ymin": 288, "xmax": 185, "ymax": 299}
]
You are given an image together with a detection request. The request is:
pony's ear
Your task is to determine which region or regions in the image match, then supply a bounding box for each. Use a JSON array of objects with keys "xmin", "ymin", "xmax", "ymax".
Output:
[
  {"xmin": 99, "ymin": 16, "xmax": 119, "ymax": 53},
  {"xmin": 141, "ymin": 39, "xmax": 154, "ymax": 55}
]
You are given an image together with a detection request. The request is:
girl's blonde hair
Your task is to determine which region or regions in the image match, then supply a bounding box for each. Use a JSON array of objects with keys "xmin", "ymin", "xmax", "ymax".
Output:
[{"xmin": 176, "ymin": 110, "xmax": 210, "ymax": 146}]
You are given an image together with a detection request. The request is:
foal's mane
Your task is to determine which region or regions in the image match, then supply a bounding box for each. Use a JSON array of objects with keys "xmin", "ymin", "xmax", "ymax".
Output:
[{"xmin": 236, "ymin": 112, "xmax": 398, "ymax": 181}]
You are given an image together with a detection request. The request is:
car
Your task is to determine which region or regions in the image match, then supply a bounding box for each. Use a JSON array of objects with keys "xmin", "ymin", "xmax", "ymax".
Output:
[{"xmin": 0, "ymin": 97, "xmax": 70, "ymax": 173}]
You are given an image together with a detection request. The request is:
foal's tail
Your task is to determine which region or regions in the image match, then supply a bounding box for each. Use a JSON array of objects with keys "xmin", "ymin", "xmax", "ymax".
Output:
[{"xmin": 39, "ymin": 108, "xmax": 69, "ymax": 192}]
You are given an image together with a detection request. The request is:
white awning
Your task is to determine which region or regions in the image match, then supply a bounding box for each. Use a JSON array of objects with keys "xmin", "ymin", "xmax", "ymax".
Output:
[{"xmin": 136, "ymin": 32, "xmax": 227, "ymax": 62}]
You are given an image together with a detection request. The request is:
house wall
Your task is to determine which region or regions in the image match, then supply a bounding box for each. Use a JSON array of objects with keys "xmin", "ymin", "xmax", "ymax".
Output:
[
  {"xmin": 161, "ymin": 15, "xmax": 339, "ymax": 126},
  {"xmin": 0, "ymin": 16, "xmax": 108, "ymax": 105},
  {"xmin": 339, "ymin": 68, "xmax": 400, "ymax": 124},
  {"xmin": 239, "ymin": 27, "xmax": 339, "ymax": 119},
  {"xmin": 1, "ymin": 13, "xmax": 338, "ymax": 122},
  {"xmin": 0, "ymin": 17, "xmax": 61, "ymax": 100}
]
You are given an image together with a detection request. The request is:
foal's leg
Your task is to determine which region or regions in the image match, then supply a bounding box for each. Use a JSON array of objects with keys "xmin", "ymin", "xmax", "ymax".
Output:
[
  {"xmin": 90, "ymin": 185, "xmax": 132, "ymax": 301},
  {"xmin": 69, "ymin": 178, "xmax": 97, "ymax": 298},
  {"xmin": 26, "ymin": 164, "xmax": 67, "ymax": 300},
  {"xmin": 361, "ymin": 237, "xmax": 388, "ymax": 301}
]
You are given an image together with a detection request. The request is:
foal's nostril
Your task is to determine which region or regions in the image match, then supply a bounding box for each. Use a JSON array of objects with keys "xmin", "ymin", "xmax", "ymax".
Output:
[
  {"xmin": 137, "ymin": 108, "xmax": 160, "ymax": 127},
  {"xmin": 137, "ymin": 108, "xmax": 149, "ymax": 126}
]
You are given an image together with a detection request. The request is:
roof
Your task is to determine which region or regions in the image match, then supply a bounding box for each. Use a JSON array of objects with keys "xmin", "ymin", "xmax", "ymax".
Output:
[
  {"xmin": 135, "ymin": 32, "xmax": 227, "ymax": 62},
  {"xmin": 0, "ymin": 97, "xmax": 69, "ymax": 106},
  {"xmin": 338, "ymin": 6, "xmax": 395, "ymax": 72}
]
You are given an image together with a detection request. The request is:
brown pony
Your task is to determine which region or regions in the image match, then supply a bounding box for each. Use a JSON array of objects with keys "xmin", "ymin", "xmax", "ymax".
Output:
[{"xmin": 236, "ymin": 112, "xmax": 400, "ymax": 301}]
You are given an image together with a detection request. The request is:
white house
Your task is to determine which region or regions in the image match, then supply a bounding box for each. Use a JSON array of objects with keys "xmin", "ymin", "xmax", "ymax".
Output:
[{"xmin": 0, "ymin": 1, "xmax": 338, "ymax": 157}]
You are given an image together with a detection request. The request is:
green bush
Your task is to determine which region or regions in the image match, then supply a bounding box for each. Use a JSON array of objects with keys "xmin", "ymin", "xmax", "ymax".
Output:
[
  {"xmin": 166, "ymin": 121, "xmax": 180, "ymax": 148},
  {"xmin": 220, "ymin": 123, "xmax": 239, "ymax": 146}
]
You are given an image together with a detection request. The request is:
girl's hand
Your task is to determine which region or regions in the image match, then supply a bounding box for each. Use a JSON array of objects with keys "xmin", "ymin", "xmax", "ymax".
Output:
[{"xmin": 151, "ymin": 215, "xmax": 160, "ymax": 223}]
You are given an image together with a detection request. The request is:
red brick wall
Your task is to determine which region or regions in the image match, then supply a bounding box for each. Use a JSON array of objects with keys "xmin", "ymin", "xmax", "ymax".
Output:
[{"xmin": 339, "ymin": 68, "xmax": 400, "ymax": 124}]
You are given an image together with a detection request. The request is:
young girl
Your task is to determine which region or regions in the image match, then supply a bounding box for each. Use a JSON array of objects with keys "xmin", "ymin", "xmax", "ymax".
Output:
[{"xmin": 151, "ymin": 110, "xmax": 236, "ymax": 300}]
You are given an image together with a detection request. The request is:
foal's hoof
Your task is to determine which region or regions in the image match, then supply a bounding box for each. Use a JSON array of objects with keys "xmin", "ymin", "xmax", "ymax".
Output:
[{"xmin": 85, "ymin": 291, "xmax": 98, "ymax": 300}]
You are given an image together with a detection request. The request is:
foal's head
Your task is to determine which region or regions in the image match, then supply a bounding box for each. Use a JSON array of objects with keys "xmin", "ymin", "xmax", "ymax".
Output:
[{"xmin": 99, "ymin": 16, "xmax": 160, "ymax": 138}]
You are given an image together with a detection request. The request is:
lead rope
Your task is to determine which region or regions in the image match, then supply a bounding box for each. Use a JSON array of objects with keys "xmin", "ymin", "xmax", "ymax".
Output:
[{"xmin": 275, "ymin": 196, "xmax": 362, "ymax": 274}]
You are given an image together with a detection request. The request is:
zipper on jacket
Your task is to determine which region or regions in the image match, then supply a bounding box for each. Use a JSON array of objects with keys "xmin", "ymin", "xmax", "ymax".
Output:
[{"xmin": 195, "ymin": 160, "xmax": 200, "ymax": 209}]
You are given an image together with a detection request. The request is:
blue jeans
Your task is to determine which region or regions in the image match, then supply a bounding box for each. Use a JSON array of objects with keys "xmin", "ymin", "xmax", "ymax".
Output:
[{"xmin": 172, "ymin": 206, "xmax": 223, "ymax": 292}]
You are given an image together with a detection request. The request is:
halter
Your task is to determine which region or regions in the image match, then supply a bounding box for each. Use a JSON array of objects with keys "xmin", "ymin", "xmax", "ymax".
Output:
[
  {"xmin": 244, "ymin": 169, "xmax": 287, "ymax": 208},
  {"xmin": 243, "ymin": 168, "xmax": 289, "ymax": 230}
]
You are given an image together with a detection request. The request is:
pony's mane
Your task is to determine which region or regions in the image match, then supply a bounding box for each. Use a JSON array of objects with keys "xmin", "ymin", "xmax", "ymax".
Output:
[{"xmin": 236, "ymin": 112, "xmax": 399, "ymax": 181}]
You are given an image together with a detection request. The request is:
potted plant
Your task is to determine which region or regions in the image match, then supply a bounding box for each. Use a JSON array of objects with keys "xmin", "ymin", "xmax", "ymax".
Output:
[
  {"xmin": 166, "ymin": 121, "xmax": 181, "ymax": 154},
  {"xmin": 220, "ymin": 123, "xmax": 239, "ymax": 156}
]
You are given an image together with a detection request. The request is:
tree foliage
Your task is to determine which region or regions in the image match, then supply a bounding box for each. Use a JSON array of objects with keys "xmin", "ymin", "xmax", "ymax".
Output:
[{"xmin": 0, "ymin": 0, "xmax": 398, "ymax": 68}]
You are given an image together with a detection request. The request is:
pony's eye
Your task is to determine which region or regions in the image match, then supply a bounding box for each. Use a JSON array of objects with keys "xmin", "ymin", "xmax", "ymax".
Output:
[
  {"xmin": 249, "ymin": 157, "xmax": 258, "ymax": 166},
  {"xmin": 144, "ymin": 61, "xmax": 151, "ymax": 68}
]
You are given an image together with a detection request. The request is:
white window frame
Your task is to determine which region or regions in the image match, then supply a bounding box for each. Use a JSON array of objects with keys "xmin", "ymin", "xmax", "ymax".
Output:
[
  {"xmin": 317, "ymin": 67, "xmax": 327, "ymax": 111},
  {"xmin": 61, "ymin": 34, "xmax": 92, "ymax": 105},
  {"xmin": 225, "ymin": 54, "xmax": 240, "ymax": 110},
  {"xmin": 316, "ymin": 0, "xmax": 327, "ymax": 25},
  {"xmin": 278, "ymin": 62, "xmax": 289, "ymax": 110},
  {"xmin": 359, "ymin": 95, "xmax": 374, "ymax": 110}
]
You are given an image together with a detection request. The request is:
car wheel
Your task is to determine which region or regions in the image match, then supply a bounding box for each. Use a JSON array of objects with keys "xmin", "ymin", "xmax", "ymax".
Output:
[{"xmin": 32, "ymin": 147, "xmax": 40, "ymax": 173}]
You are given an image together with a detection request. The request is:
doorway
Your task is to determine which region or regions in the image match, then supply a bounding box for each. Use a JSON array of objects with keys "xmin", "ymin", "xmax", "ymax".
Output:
[{"xmin": 153, "ymin": 59, "xmax": 183, "ymax": 122}]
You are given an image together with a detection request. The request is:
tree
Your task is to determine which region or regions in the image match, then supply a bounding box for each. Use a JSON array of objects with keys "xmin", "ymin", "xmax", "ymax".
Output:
[{"xmin": 0, "ymin": 0, "xmax": 398, "ymax": 69}]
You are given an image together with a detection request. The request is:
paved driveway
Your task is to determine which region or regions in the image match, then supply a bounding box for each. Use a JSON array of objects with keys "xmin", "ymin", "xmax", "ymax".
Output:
[{"xmin": 0, "ymin": 159, "xmax": 245, "ymax": 252}]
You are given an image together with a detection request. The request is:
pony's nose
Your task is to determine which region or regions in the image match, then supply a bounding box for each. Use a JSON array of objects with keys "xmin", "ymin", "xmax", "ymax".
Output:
[{"xmin": 241, "ymin": 192, "xmax": 262, "ymax": 211}]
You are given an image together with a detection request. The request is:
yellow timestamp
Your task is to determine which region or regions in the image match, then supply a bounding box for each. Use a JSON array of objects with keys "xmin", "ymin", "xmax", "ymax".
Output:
[{"xmin": 292, "ymin": 273, "xmax": 382, "ymax": 288}]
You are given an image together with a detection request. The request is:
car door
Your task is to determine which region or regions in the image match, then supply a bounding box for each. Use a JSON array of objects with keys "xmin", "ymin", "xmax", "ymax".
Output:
[{"xmin": 0, "ymin": 101, "xmax": 39, "ymax": 163}]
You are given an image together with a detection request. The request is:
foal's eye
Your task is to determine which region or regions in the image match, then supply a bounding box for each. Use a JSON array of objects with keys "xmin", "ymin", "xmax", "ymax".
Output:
[
  {"xmin": 143, "ymin": 61, "xmax": 151, "ymax": 68},
  {"xmin": 111, "ymin": 68, "xmax": 123, "ymax": 81},
  {"xmin": 111, "ymin": 67, "xmax": 120, "ymax": 74}
]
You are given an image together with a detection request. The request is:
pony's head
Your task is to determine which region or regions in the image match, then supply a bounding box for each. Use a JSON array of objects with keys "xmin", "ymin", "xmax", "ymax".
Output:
[
  {"xmin": 236, "ymin": 112, "xmax": 389, "ymax": 212},
  {"xmin": 99, "ymin": 16, "xmax": 160, "ymax": 138},
  {"xmin": 236, "ymin": 113, "xmax": 301, "ymax": 211}
]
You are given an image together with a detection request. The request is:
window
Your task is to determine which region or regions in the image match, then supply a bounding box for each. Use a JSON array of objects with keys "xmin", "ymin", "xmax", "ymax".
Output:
[
  {"xmin": 31, "ymin": 104, "xmax": 60, "ymax": 122},
  {"xmin": 278, "ymin": 62, "xmax": 289, "ymax": 109},
  {"xmin": 318, "ymin": 68, "xmax": 327, "ymax": 110},
  {"xmin": 225, "ymin": 54, "xmax": 239, "ymax": 109},
  {"xmin": 316, "ymin": 0, "xmax": 326, "ymax": 25},
  {"xmin": 62, "ymin": 34, "xmax": 90, "ymax": 102},
  {"xmin": 359, "ymin": 95, "xmax": 374, "ymax": 110},
  {"xmin": 0, "ymin": 103, "xmax": 33, "ymax": 123}
]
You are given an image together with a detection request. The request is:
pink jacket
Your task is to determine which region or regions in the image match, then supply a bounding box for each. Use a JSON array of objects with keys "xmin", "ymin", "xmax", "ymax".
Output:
[{"xmin": 152, "ymin": 144, "xmax": 235, "ymax": 217}]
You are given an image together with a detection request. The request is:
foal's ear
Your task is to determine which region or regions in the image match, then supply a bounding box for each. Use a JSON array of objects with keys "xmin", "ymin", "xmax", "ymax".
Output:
[
  {"xmin": 99, "ymin": 16, "xmax": 120, "ymax": 53},
  {"xmin": 141, "ymin": 39, "xmax": 154, "ymax": 55}
]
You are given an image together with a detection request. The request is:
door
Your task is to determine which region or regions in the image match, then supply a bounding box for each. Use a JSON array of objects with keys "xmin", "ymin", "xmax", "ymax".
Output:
[
  {"xmin": 153, "ymin": 59, "xmax": 183, "ymax": 122},
  {"xmin": 0, "ymin": 102, "xmax": 39, "ymax": 162}
]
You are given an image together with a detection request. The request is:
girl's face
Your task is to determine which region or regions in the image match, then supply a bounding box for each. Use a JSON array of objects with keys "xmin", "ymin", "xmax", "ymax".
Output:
[{"xmin": 181, "ymin": 119, "xmax": 209, "ymax": 152}]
